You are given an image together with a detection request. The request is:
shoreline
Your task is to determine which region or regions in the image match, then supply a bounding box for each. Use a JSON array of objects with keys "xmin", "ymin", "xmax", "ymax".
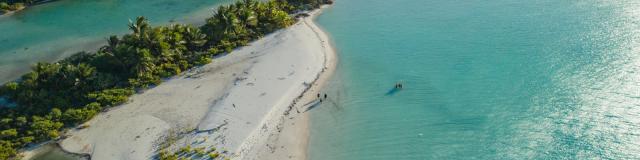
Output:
[
  {"xmin": 263, "ymin": 5, "xmax": 338, "ymax": 160},
  {"xmin": 0, "ymin": 0, "xmax": 58, "ymax": 17},
  {"xmin": 45, "ymin": 4, "xmax": 336, "ymax": 160},
  {"xmin": 0, "ymin": 6, "xmax": 25, "ymax": 17},
  {"xmin": 233, "ymin": 5, "xmax": 337, "ymax": 160},
  {"xmin": 0, "ymin": 0, "xmax": 234, "ymax": 84},
  {"xmin": 298, "ymin": 5, "xmax": 338, "ymax": 159}
]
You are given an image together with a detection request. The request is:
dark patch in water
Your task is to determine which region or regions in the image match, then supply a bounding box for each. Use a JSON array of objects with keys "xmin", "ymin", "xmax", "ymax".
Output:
[{"xmin": 385, "ymin": 87, "xmax": 401, "ymax": 96}]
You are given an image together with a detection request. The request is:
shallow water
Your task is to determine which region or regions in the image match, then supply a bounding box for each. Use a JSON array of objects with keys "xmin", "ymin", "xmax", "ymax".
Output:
[
  {"xmin": 30, "ymin": 143, "xmax": 85, "ymax": 160},
  {"xmin": 0, "ymin": 0, "xmax": 234, "ymax": 83},
  {"xmin": 310, "ymin": 0, "xmax": 640, "ymax": 159}
]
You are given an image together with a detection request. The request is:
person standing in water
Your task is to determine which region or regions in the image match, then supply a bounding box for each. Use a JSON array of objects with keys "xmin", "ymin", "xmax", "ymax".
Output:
[{"xmin": 395, "ymin": 82, "xmax": 403, "ymax": 89}]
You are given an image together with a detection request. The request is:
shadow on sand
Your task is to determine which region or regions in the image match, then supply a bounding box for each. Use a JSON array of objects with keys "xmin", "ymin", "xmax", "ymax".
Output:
[{"xmin": 303, "ymin": 99, "xmax": 322, "ymax": 112}]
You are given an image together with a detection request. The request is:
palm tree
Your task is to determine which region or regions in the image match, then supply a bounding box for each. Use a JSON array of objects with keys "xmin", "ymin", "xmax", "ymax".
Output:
[
  {"xmin": 240, "ymin": 2, "xmax": 259, "ymax": 32},
  {"xmin": 206, "ymin": 6, "xmax": 243, "ymax": 41},
  {"xmin": 99, "ymin": 35, "xmax": 120, "ymax": 53},
  {"xmin": 183, "ymin": 26, "xmax": 207, "ymax": 51},
  {"xmin": 128, "ymin": 16, "xmax": 149, "ymax": 36}
]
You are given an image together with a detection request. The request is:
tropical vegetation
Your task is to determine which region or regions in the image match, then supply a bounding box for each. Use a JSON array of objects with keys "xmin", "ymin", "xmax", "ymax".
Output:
[
  {"xmin": 158, "ymin": 145, "xmax": 230, "ymax": 160},
  {"xmin": 0, "ymin": 0, "xmax": 48, "ymax": 13},
  {"xmin": 0, "ymin": 0, "xmax": 331, "ymax": 159}
]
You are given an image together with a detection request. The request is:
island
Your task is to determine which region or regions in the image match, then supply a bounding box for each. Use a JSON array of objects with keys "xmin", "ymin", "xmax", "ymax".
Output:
[{"xmin": 0, "ymin": 0, "xmax": 334, "ymax": 159}]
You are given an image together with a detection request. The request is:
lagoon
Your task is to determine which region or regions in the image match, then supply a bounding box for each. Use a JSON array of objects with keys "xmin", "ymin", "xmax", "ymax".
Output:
[{"xmin": 311, "ymin": 0, "xmax": 640, "ymax": 159}]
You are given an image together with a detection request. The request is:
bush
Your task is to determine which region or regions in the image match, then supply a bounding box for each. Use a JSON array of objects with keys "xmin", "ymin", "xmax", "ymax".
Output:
[
  {"xmin": 0, "ymin": 141, "xmax": 16, "ymax": 160},
  {"xmin": 0, "ymin": 129, "xmax": 17, "ymax": 139},
  {"xmin": 194, "ymin": 147, "xmax": 206, "ymax": 156},
  {"xmin": 194, "ymin": 56, "xmax": 212, "ymax": 66},
  {"xmin": 159, "ymin": 63, "xmax": 182, "ymax": 78},
  {"xmin": 29, "ymin": 116, "xmax": 63, "ymax": 141},
  {"xmin": 11, "ymin": 3, "xmax": 24, "ymax": 10},
  {"xmin": 178, "ymin": 145, "xmax": 192, "ymax": 154},
  {"xmin": 87, "ymin": 88, "xmax": 134, "ymax": 107},
  {"xmin": 62, "ymin": 107, "xmax": 98, "ymax": 125},
  {"xmin": 0, "ymin": 2, "xmax": 9, "ymax": 9},
  {"xmin": 158, "ymin": 151, "xmax": 179, "ymax": 160},
  {"xmin": 208, "ymin": 152, "xmax": 219, "ymax": 159}
]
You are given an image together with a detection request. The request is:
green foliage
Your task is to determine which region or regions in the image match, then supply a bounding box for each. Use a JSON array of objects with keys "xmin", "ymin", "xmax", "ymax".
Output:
[
  {"xmin": 178, "ymin": 145, "xmax": 192, "ymax": 155},
  {"xmin": 201, "ymin": 0, "xmax": 295, "ymax": 50},
  {"xmin": 0, "ymin": 2, "xmax": 8, "ymax": 10},
  {"xmin": 62, "ymin": 106, "xmax": 98, "ymax": 125},
  {"xmin": 1, "ymin": 82, "xmax": 17, "ymax": 93},
  {"xmin": 87, "ymin": 88, "xmax": 134, "ymax": 107},
  {"xmin": 1, "ymin": 62, "xmax": 99, "ymax": 113},
  {"xmin": 194, "ymin": 147, "xmax": 206, "ymax": 156},
  {"xmin": 194, "ymin": 56, "xmax": 212, "ymax": 66},
  {"xmin": 18, "ymin": 136, "xmax": 34, "ymax": 144},
  {"xmin": 209, "ymin": 152, "xmax": 220, "ymax": 159},
  {"xmin": 15, "ymin": 117, "xmax": 27, "ymax": 126},
  {"xmin": 280, "ymin": 0, "xmax": 331, "ymax": 11},
  {"xmin": 0, "ymin": 141, "xmax": 16, "ymax": 160},
  {"xmin": 159, "ymin": 151, "xmax": 179, "ymax": 160},
  {"xmin": 0, "ymin": 129, "xmax": 17, "ymax": 139},
  {"xmin": 0, "ymin": 0, "xmax": 37, "ymax": 5},
  {"xmin": 29, "ymin": 116, "xmax": 63, "ymax": 141},
  {"xmin": 0, "ymin": 2, "xmax": 23, "ymax": 12},
  {"xmin": 0, "ymin": 0, "xmax": 48, "ymax": 12},
  {"xmin": 0, "ymin": 0, "xmax": 325, "ymax": 159}
]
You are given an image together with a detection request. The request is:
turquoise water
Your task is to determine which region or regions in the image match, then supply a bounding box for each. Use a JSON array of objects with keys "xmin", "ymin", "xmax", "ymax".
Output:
[
  {"xmin": 310, "ymin": 0, "xmax": 640, "ymax": 159},
  {"xmin": 0, "ymin": 0, "xmax": 233, "ymax": 83}
]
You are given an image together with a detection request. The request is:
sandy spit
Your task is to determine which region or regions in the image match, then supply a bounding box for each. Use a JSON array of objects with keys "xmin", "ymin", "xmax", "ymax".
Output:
[
  {"xmin": 241, "ymin": 6, "xmax": 337, "ymax": 160},
  {"xmin": 54, "ymin": 5, "xmax": 335, "ymax": 160}
]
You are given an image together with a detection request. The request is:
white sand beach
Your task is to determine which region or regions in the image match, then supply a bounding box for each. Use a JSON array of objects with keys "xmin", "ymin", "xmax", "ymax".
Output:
[
  {"xmin": 240, "ymin": 7, "xmax": 337, "ymax": 160},
  {"xmin": 57, "ymin": 6, "xmax": 334, "ymax": 160}
]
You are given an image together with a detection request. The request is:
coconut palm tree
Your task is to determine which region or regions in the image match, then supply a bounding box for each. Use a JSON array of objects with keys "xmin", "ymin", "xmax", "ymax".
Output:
[
  {"xmin": 128, "ymin": 16, "xmax": 149, "ymax": 37},
  {"xmin": 99, "ymin": 35, "xmax": 119, "ymax": 53},
  {"xmin": 183, "ymin": 25, "xmax": 207, "ymax": 51}
]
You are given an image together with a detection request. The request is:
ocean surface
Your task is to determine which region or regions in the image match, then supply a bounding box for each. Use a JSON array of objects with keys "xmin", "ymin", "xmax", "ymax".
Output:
[
  {"xmin": 0, "ymin": 0, "xmax": 233, "ymax": 84},
  {"xmin": 310, "ymin": 0, "xmax": 640, "ymax": 159}
]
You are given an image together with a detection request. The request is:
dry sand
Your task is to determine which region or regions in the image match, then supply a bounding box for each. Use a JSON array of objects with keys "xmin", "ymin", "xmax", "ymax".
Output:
[
  {"xmin": 240, "ymin": 7, "xmax": 337, "ymax": 160},
  {"xmin": 56, "ymin": 6, "xmax": 334, "ymax": 160},
  {"xmin": 58, "ymin": 41, "xmax": 258, "ymax": 159}
]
